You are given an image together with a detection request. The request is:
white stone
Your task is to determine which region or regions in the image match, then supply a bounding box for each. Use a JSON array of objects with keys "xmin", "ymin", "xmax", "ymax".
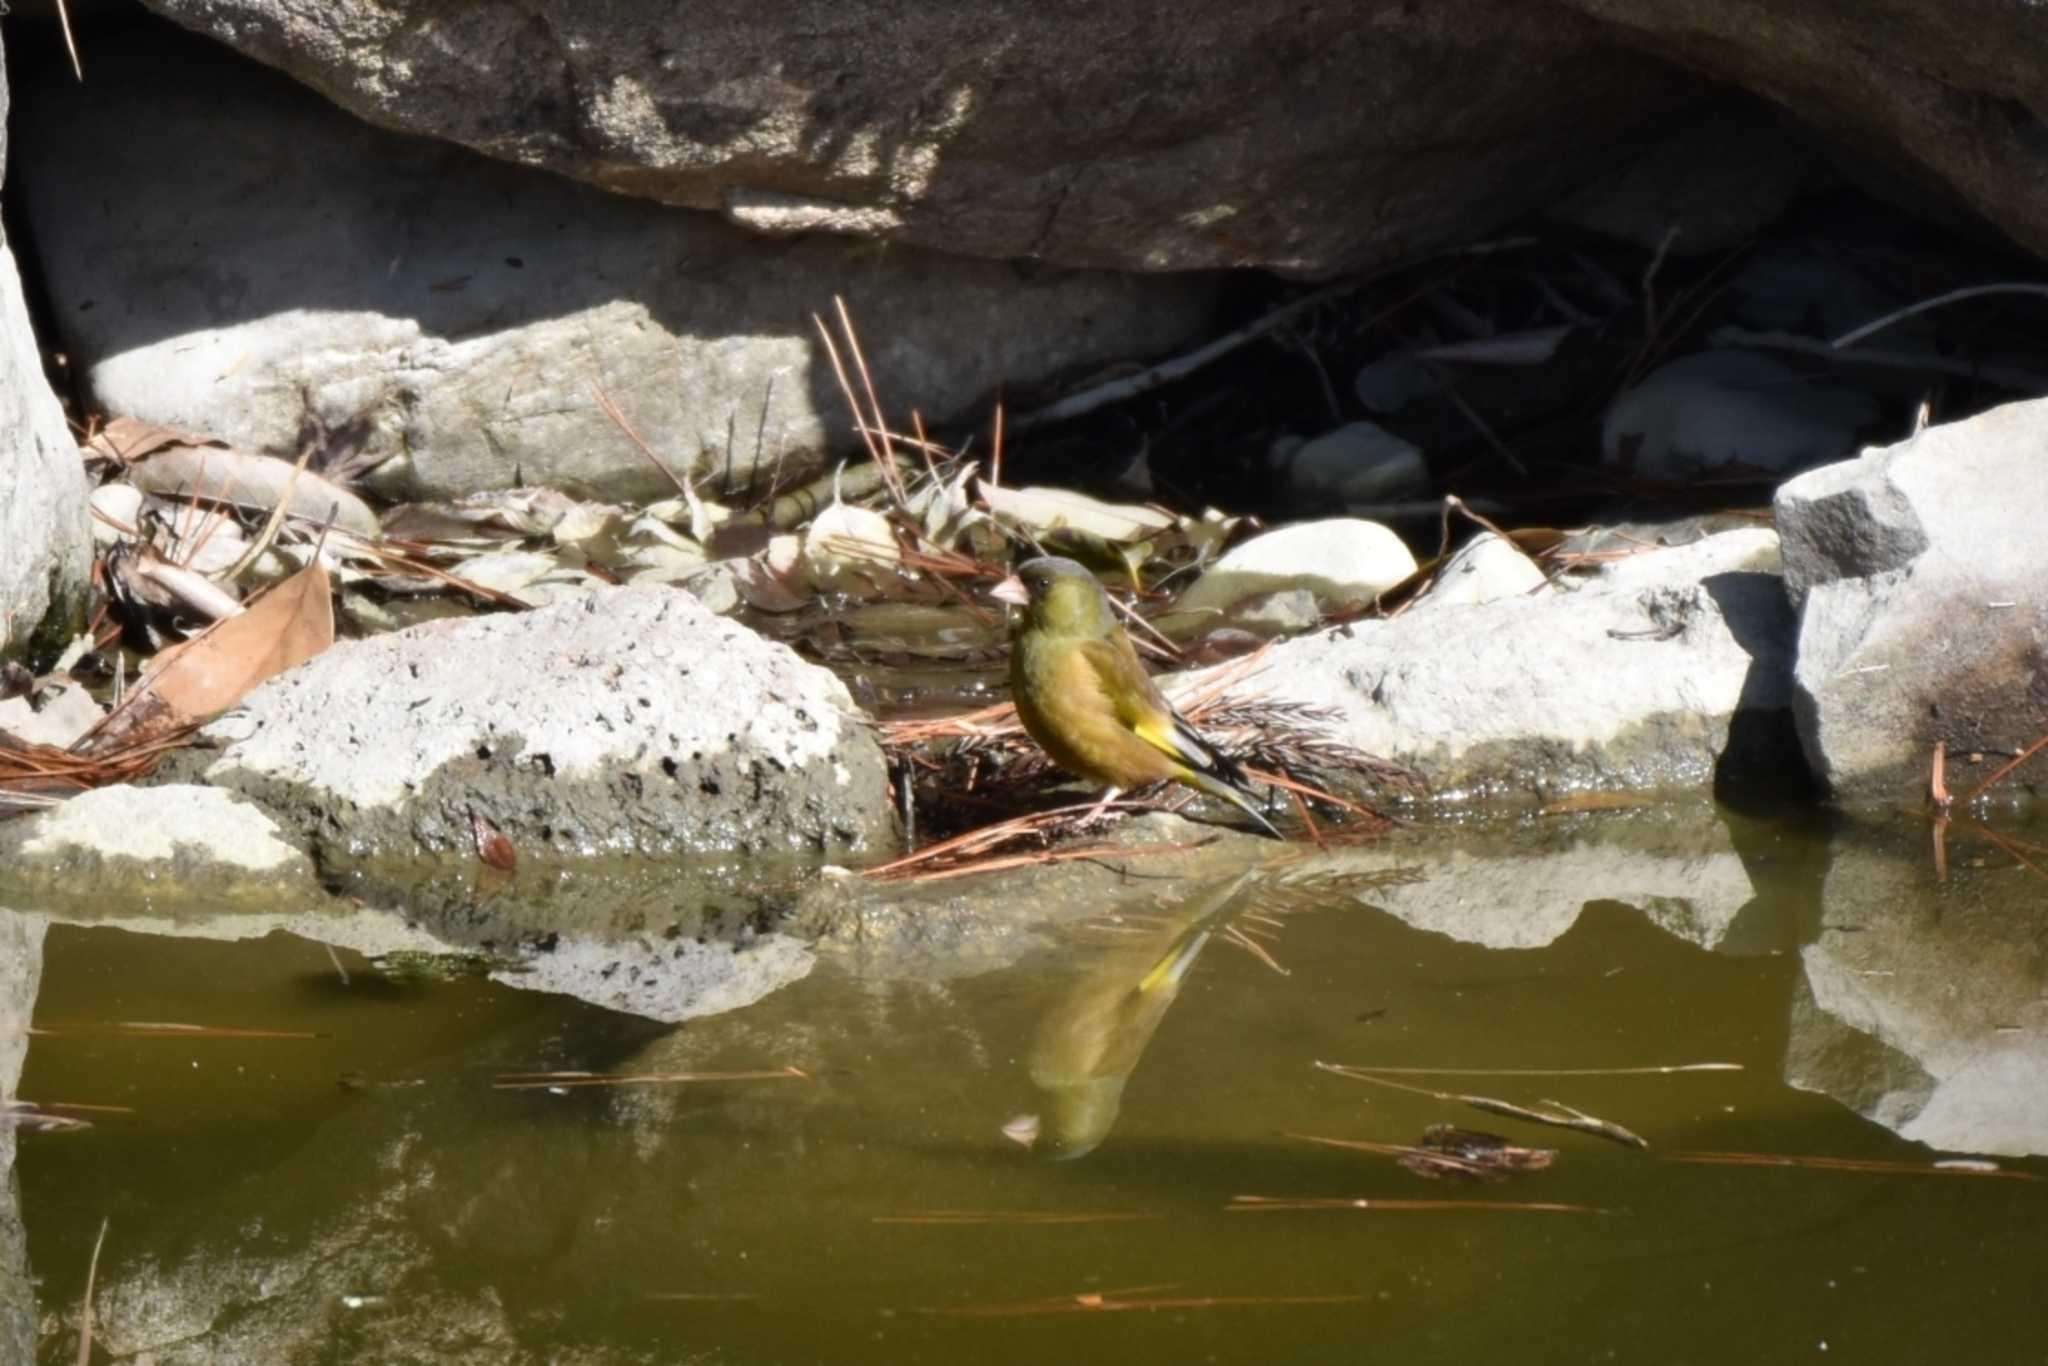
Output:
[
  {"xmin": 1173, "ymin": 519, "xmax": 1418, "ymax": 619},
  {"xmin": 1420, "ymin": 532, "xmax": 1548, "ymax": 610},
  {"xmin": 1271, "ymin": 421, "xmax": 1428, "ymax": 507},
  {"xmin": 1603, "ymin": 349, "xmax": 1882, "ymax": 481}
]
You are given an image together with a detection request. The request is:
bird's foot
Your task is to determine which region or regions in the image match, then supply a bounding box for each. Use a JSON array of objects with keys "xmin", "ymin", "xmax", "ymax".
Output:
[{"xmin": 1077, "ymin": 787, "xmax": 1125, "ymax": 832}]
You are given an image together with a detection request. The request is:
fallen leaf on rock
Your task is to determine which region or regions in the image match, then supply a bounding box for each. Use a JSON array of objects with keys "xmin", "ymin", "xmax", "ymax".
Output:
[
  {"xmin": 82, "ymin": 555, "xmax": 335, "ymax": 753},
  {"xmin": 110, "ymin": 426, "xmax": 381, "ymax": 539},
  {"xmin": 802, "ymin": 502, "xmax": 900, "ymax": 591},
  {"xmin": 105, "ymin": 540, "xmax": 245, "ymax": 630},
  {"xmin": 471, "ymin": 809, "xmax": 518, "ymax": 871},
  {"xmin": 85, "ymin": 416, "xmax": 222, "ymax": 466},
  {"xmin": 727, "ymin": 534, "xmax": 810, "ymax": 612},
  {"xmin": 978, "ymin": 481, "xmax": 1175, "ymax": 544}
]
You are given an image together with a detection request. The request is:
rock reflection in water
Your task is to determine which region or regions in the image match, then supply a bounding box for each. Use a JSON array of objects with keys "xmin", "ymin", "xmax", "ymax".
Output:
[
  {"xmin": 0, "ymin": 911, "xmax": 45, "ymax": 1363},
  {"xmin": 1786, "ymin": 815, "xmax": 2048, "ymax": 1158},
  {"xmin": 1008, "ymin": 870, "xmax": 1257, "ymax": 1160}
]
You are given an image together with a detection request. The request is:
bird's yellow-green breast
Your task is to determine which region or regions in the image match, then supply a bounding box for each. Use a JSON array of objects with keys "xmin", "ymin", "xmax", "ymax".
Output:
[{"xmin": 1004, "ymin": 558, "xmax": 1181, "ymax": 791}]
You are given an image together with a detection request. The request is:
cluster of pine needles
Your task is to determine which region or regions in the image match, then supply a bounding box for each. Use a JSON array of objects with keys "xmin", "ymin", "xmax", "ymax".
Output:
[{"xmin": 872, "ymin": 651, "xmax": 1426, "ymax": 882}]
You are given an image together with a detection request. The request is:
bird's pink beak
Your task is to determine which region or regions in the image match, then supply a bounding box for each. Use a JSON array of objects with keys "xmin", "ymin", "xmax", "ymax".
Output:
[{"xmin": 989, "ymin": 574, "xmax": 1029, "ymax": 607}]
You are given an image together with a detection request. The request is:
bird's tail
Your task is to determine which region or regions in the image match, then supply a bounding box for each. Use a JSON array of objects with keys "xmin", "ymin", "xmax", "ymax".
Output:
[{"xmin": 1176, "ymin": 763, "xmax": 1284, "ymax": 839}]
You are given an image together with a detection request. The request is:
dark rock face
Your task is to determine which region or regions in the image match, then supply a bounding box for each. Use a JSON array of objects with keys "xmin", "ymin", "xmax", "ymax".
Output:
[
  {"xmin": 1775, "ymin": 399, "xmax": 2048, "ymax": 805},
  {"xmin": 133, "ymin": 0, "xmax": 1696, "ymax": 274},
  {"xmin": 16, "ymin": 27, "xmax": 1214, "ymax": 505},
  {"xmin": 1557, "ymin": 0, "xmax": 2048, "ymax": 261}
]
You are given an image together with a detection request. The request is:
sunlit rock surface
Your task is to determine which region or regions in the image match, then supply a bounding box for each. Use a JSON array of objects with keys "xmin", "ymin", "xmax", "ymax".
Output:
[
  {"xmin": 1786, "ymin": 815, "xmax": 2048, "ymax": 1158},
  {"xmin": 1185, "ymin": 528, "xmax": 1801, "ymax": 803},
  {"xmin": 0, "ymin": 25, "xmax": 88, "ymax": 663},
  {"xmin": 1776, "ymin": 399, "xmax": 2048, "ymax": 805},
  {"xmin": 188, "ymin": 584, "xmax": 895, "ymax": 875}
]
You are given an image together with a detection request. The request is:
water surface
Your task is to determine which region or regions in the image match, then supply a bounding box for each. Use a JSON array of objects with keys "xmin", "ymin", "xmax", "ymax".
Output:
[{"xmin": 5, "ymin": 804, "xmax": 2044, "ymax": 1363}]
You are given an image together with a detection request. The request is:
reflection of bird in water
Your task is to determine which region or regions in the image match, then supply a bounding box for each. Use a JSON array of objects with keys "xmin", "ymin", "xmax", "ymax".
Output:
[
  {"xmin": 991, "ymin": 556, "xmax": 1280, "ymax": 837},
  {"xmin": 1005, "ymin": 870, "xmax": 1260, "ymax": 1161}
]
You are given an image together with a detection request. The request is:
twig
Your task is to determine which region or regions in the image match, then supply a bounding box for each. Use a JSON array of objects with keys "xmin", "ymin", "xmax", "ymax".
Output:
[
  {"xmin": 1322, "ymin": 1062, "xmax": 1740, "ymax": 1078},
  {"xmin": 1967, "ymin": 821, "xmax": 2048, "ymax": 883},
  {"xmin": 1315, "ymin": 1063, "xmax": 1650, "ymax": 1149},
  {"xmin": 1010, "ymin": 238, "xmax": 1533, "ymax": 433},
  {"xmin": 492, "ymin": 1067, "xmax": 809, "ymax": 1090},
  {"xmin": 219, "ymin": 440, "xmax": 318, "ymax": 584},
  {"xmin": 1831, "ymin": 282, "xmax": 2048, "ymax": 348},
  {"xmin": 76, "ymin": 1216, "xmax": 108, "ymax": 1366},
  {"xmin": 1220, "ymin": 922, "xmax": 1288, "ymax": 976},
  {"xmin": 1712, "ymin": 327, "xmax": 2048, "ymax": 394},
  {"xmin": 56, "ymin": 0, "xmax": 84, "ymax": 81},
  {"xmin": 1227, "ymin": 1195, "xmax": 1604, "ymax": 1214},
  {"xmin": 1959, "ymin": 729, "xmax": 2048, "ymax": 803},
  {"xmin": 1668, "ymin": 1150, "xmax": 2039, "ymax": 1181},
  {"xmin": 1420, "ymin": 363, "xmax": 1528, "ymax": 476},
  {"xmin": 921, "ymin": 1287, "xmax": 1364, "ymax": 1317},
  {"xmin": 989, "ymin": 399, "xmax": 1005, "ymax": 487},
  {"xmin": 592, "ymin": 380, "xmax": 688, "ymax": 496},
  {"xmin": 1640, "ymin": 223, "xmax": 1680, "ymax": 343},
  {"xmin": 1285, "ymin": 1130, "xmax": 1496, "ymax": 1177},
  {"xmin": 27, "ymin": 1020, "xmax": 318, "ymax": 1040},
  {"xmin": 873, "ymin": 1210, "xmax": 1161, "ymax": 1225}
]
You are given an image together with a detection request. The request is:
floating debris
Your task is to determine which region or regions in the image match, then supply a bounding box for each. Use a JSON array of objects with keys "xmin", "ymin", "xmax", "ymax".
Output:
[{"xmin": 491, "ymin": 1066, "xmax": 810, "ymax": 1091}]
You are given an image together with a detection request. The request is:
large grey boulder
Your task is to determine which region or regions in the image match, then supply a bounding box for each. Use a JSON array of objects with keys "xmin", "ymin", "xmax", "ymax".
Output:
[
  {"xmin": 1557, "ymin": 0, "xmax": 2048, "ymax": 267},
  {"xmin": 190, "ymin": 584, "xmax": 895, "ymax": 875},
  {"xmin": 129, "ymin": 1, "xmax": 1693, "ymax": 274},
  {"xmin": 1184, "ymin": 528, "xmax": 1803, "ymax": 803},
  {"xmin": 15, "ymin": 29, "xmax": 1214, "ymax": 504},
  {"xmin": 0, "ymin": 30, "xmax": 90, "ymax": 663},
  {"xmin": 1775, "ymin": 400, "xmax": 2048, "ymax": 804}
]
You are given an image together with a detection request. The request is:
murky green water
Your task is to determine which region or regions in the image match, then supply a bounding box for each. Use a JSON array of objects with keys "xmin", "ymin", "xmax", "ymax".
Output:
[{"xmin": 6, "ymin": 805, "xmax": 2046, "ymax": 1364}]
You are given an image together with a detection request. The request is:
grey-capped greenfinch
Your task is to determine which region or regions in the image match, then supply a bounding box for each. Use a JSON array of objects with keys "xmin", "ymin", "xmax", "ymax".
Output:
[{"xmin": 992, "ymin": 556, "xmax": 1279, "ymax": 838}]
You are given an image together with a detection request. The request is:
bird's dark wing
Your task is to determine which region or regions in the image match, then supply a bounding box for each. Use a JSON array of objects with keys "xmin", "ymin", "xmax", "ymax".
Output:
[{"xmin": 1072, "ymin": 638, "xmax": 1255, "ymax": 795}]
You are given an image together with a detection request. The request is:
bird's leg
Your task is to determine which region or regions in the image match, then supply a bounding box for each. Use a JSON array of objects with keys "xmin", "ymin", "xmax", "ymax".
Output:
[{"xmin": 1079, "ymin": 787, "xmax": 1124, "ymax": 830}]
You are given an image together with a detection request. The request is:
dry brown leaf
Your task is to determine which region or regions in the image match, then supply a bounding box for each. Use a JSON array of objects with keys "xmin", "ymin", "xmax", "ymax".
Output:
[
  {"xmin": 82, "ymin": 556, "xmax": 334, "ymax": 753},
  {"xmin": 85, "ymin": 416, "xmax": 224, "ymax": 465},
  {"xmin": 127, "ymin": 442, "xmax": 381, "ymax": 539},
  {"xmin": 471, "ymin": 808, "xmax": 518, "ymax": 871}
]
